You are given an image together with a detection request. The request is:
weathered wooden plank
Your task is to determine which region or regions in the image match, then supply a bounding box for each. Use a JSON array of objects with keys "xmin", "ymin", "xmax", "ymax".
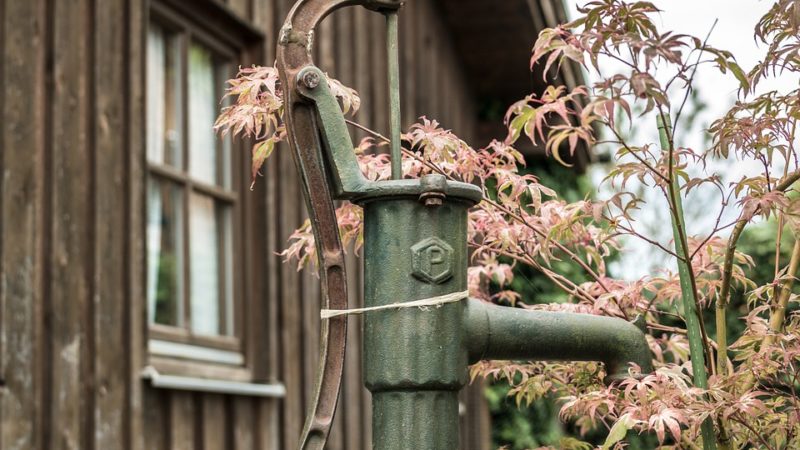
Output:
[
  {"xmin": 93, "ymin": 0, "xmax": 128, "ymax": 446},
  {"xmin": 227, "ymin": 0, "xmax": 250, "ymax": 19},
  {"xmin": 425, "ymin": 4, "xmax": 440, "ymax": 121},
  {"xmin": 412, "ymin": 0, "xmax": 428, "ymax": 120},
  {"xmin": 317, "ymin": 11, "xmax": 335, "ymax": 73},
  {"xmin": 169, "ymin": 392, "xmax": 195, "ymax": 450},
  {"xmin": 352, "ymin": 7, "xmax": 371, "ymax": 141},
  {"xmin": 333, "ymin": 6, "xmax": 356, "ymax": 166},
  {"xmin": 247, "ymin": 0, "xmax": 279, "ymax": 389},
  {"xmin": 400, "ymin": 1, "xmax": 416, "ymax": 126},
  {"xmin": 256, "ymin": 398, "xmax": 280, "ymax": 450},
  {"xmin": 201, "ymin": 394, "xmax": 228, "ymax": 450},
  {"xmin": 126, "ymin": 0, "xmax": 147, "ymax": 449},
  {"xmin": 461, "ymin": 381, "xmax": 491, "ymax": 450},
  {"xmin": 142, "ymin": 388, "xmax": 169, "ymax": 450},
  {"xmin": 277, "ymin": 144, "xmax": 304, "ymax": 446},
  {"xmin": 251, "ymin": 3, "xmax": 283, "ymax": 447},
  {"xmin": 260, "ymin": 63, "xmax": 283, "ymax": 450},
  {"xmin": 343, "ymin": 252, "xmax": 365, "ymax": 450},
  {"xmin": 441, "ymin": 47, "xmax": 453, "ymax": 130},
  {"xmin": 49, "ymin": 0, "xmax": 94, "ymax": 446},
  {"xmin": 276, "ymin": 1, "xmax": 304, "ymax": 446},
  {"xmin": 0, "ymin": 0, "xmax": 4, "ymax": 420},
  {"xmin": 0, "ymin": 4, "xmax": 7, "ymax": 428},
  {"xmin": 1, "ymin": 0, "xmax": 46, "ymax": 448},
  {"xmin": 333, "ymin": 7, "xmax": 353, "ymax": 88},
  {"xmin": 370, "ymin": 13, "xmax": 388, "ymax": 138},
  {"xmin": 232, "ymin": 397, "xmax": 255, "ymax": 450}
]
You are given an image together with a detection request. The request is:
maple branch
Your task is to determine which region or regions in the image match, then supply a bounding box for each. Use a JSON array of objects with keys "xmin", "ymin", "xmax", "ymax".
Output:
[
  {"xmin": 606, "ymin": 125, "xmax": 670, "ymax": 184},
  {"xmin": 741, "ymin": 238, "xmax": 800, "ymax": 392},
  {"xmin": 673, "ymin": 19, "xmax": 718, "ymax": 131},
  {"xmin": 731, "ymin": 413, "xmax": 776, "ymax": 450},
  {"xmin": 611, "ymin": 224, "xmax": 681, "ymax": 259},
  {"xmin": 716, "ymin": 168, "xmax": 800, "ymax": 377},
  {"xmin": 477, "ymin": 200, "xmax": 620, "ymax": 304},
  {"xmin": 344, "ymin": 119, "xmax": 626, "ymax": 315},
  {"xmin": 346, "ymin": 118, "xmax": 391, "ymax": 143},
  {"xmin": 689, "ymin": 189, "xmax": 732, "ymax": 260},
  {"xmin": 484, "ymin": 245, "xmax": 605, "ymax": 310}
]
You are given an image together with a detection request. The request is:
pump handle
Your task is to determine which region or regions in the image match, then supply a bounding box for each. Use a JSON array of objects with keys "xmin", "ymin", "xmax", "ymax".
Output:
[{"xmin": 276, "ymin": 1, "xmax": 401, "ymax": 449}]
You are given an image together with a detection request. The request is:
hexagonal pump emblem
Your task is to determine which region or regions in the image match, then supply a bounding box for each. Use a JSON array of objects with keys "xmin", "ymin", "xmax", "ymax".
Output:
[{"xmin": 411, "ymin": 237, "xmax": 454, "ymax": 284}]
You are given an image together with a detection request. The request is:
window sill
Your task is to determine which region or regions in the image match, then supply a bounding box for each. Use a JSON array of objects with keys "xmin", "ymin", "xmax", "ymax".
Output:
[
  {"xmin": 148, "ymin": 338, "xmax": 244, "ymax": 365},
  {"xmin": 142, "ymin": 366, "xmax": 285, "ymax": 397}
]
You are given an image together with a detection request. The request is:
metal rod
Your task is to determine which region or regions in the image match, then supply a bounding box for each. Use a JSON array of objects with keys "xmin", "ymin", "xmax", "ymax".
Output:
[{"xmin": 386, "ymin": 11, "xmax": 402, "ymax": 180}]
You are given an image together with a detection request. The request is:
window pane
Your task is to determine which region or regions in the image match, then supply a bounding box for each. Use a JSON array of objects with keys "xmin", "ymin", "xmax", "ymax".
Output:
[
  {"xmin": 221, "ymin": 206, "xmax": 234, "ymax": 334},
  {"xmin": 218, "ymin": 64, "xmax": 234, "ymax": 190},
  {"xmin": 189, "ymin": 193, "xmax": 233, "ymax": 335},
  {"xmin": 146, "ymin": 177, "xmax": 184, "ymax": 326},
  {"xmin": 188, "ymin": 43, "xmax": 228, "ymax": 186},
  {"xmin": 147, "ymin": 23, "xmax": 182, "ymax": 167}
]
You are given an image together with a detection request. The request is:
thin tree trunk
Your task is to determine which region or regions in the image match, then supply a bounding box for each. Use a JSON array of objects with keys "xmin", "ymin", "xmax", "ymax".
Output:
[{"xmin": 658, "ymin": 114, "xmax": 718, "ymax": 450}]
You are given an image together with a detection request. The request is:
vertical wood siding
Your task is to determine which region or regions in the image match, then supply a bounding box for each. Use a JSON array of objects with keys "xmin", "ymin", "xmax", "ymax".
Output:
[{"xmin": 0, "ymin": 0, "xmax": 490, "ymax": 448}]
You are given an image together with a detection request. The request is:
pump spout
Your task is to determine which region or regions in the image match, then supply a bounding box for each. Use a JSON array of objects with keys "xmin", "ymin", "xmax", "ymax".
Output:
[{"xmin": 465, "ymin": 298, "xmax": 653, "ymax": 382}]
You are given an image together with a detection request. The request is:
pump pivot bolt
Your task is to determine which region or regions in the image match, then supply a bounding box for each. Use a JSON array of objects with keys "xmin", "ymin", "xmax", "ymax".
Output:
[
  {"xmin": 418, "ymin": 174, "xmax": 447, "ymax": 207},
  {"xmin": 419, "ymin": 192, "xmax": 445, "ymax": 207},
  {"xmin": 301, "ymin": 70, "xmax": 321, "ymax": 89}
]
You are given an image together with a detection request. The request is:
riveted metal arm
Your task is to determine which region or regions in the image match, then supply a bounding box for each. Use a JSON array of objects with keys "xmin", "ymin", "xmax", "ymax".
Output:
[{"xmin": 295, "ymin": 66, "xmax": 370, "ymax": 198}]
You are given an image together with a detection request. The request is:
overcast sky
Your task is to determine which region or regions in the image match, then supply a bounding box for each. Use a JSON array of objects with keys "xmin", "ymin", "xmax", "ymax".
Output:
[{"xmin": 562, "ymin": 1, "xmax": 789, "ymax": 278}]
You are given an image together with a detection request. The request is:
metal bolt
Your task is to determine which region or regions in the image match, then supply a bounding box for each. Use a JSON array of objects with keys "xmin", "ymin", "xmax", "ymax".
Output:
[
  {"xmin": 419, "ymin": 174, "xmax": 447, "ymax": 207},
  {"xmin": 419, "ymin": 191, "xmax": 445, "ymax": 207},
  {"xmin": 425, "ymin": 197, "xmax": 443, "ymax": 207},
  {"xmin": 301, "ymin": 70, "xmax": 321, "ymax": 89}
]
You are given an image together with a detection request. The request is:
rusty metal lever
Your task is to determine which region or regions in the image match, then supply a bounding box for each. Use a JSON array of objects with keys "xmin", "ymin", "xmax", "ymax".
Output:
[{"xmin": 276, "ymin": 1, "xmax": 402, "ymax": 449}]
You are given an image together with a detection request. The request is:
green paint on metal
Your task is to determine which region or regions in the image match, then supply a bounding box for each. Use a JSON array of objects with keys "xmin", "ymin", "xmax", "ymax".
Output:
[
  {"xmin": 296, "ymin": 66, "xmax": 368, "ymax": 198},
  {"xmin": 295, "ymin": 67, "xmax": 483, "ymax": 204},
  {"xmin": 464, "ymin": 299, "xmax": 653, "ymax": 381},
  {"xmin": 372, "ymin": 390, "xmax": 460, "ymax": 450},
  {"xmin": 357, "ymin": 173, "xmax": 653, "ymax": 449},
  {"xmin": 361, "ymin": 175, "xmax": 474, "ymax": 450}
]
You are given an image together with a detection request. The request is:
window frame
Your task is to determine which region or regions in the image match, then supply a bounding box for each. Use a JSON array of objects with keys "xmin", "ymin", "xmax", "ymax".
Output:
[{"xmin": 145, "ymin": 0, "xmax": 255, "ymax": 379}]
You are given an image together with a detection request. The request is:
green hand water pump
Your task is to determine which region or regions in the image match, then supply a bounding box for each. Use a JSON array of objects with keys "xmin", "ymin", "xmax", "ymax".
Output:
[{"xmin": 275, "ymin": 2, "xmax": 653, "ymax": 449}]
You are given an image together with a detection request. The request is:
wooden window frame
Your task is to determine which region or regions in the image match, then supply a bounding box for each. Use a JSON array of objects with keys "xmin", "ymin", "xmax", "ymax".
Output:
[{"xmin": 145, "ymin": 0, "xmax": 260, "ymax": 380}]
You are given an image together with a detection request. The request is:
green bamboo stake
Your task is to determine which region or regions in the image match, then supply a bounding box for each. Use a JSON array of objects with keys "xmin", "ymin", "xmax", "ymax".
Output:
[{"xmin": 657, "ymin": 114, "xmax": 717, "ymax": 450}]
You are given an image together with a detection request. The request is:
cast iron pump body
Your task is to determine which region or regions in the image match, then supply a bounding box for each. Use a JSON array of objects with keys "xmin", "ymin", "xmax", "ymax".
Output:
[{"xmin": 275, "ymin": 1, "xmax": 653, "ymax": 449}]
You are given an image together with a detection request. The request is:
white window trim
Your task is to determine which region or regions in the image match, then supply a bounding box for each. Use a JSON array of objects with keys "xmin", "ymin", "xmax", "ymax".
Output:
[
  {"xmin": 148, "ymin": 339, "xmax": 244, "ymax": 366},
  {"xmin": 142, "ymin": 366, "xmax": 285, "ymax": 397}
]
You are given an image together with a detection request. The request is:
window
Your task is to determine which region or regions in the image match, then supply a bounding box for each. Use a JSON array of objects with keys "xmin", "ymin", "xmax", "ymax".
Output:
[{"xmin": 146, "ymin": 6, "xmax": 243, "ymax": 372}]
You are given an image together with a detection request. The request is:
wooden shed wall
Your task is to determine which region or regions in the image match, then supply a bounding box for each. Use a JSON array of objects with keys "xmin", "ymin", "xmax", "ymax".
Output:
[{"xmin": 0, "ymin": 0, "xmax": 490, "ymax": 449}]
